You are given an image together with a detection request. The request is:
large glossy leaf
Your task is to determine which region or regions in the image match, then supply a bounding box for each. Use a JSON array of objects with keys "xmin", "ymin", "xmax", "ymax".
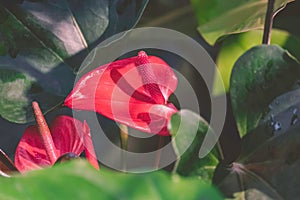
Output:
[
  {"xmin": 169, "ymin": 110, "xmax": 221, "ymax": 182},
  {"xmin": 0, "ymin": 160, "xmax": 223, "ymax": 199},
  {"xmin": 191, "ymin": 0, "xmax": 293, "ymax": 45},
  {"xmin": 0, "ymin": 2, "xmax": 75, "ymax": 95},
  {"xmin": 230, "ymin": 45, "xmax": 300, "ymax": 136},
  {"xmin": 0, "ymin": 0, "xmax": 148, "ymax": 123},
  {"xmin": 234, "ymin": 89, "xmax": 300, "ymax": 163},
  {"xmin": 213, "ymin": 29, "xmax": 300, "ymax": 95},
  {"xmin": 214, "ymin": 98, "xmax": 300, "ymax": 199},
  {"xmin": 259, "ymin": 88, "xmax": 300, "ymax": 138}
]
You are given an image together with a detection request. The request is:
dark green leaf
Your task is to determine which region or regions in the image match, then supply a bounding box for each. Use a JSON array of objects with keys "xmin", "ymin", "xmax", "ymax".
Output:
[
  {"xmin": 0, "ymin": 69, "xmax": 63, "ymax": 122},
  {"xmin": 234, "ymin": 89, "xmax": 300, "ymax": 164},
  {"xmin": 0, "ymin": 0, "xmax": 148, "ymax": 123},
  {"xmin": 230, "ymin": 45, "xmax": 300, "ymax": 136},
  {"xmin": 191, "ymin": 0, "xmax": 293, "ymax": 45},
  {"xmin": 259, "ymin": 88, "xmax": 300, "ymax": 136},
  {"xmin": 214, "ymin": 89, "xmax": 300, "ymax": 199},
  {"xmin": 0, "ymin": 160, "xmax": 223, "ymax": 200},
  {"xmin": 169, "ymin": 110, "xmax": 220, "ymax": 182},
  {"xmin": 214, "ymin": 108, "xmax": 300, "ymax": 199},
  {"xmin": 213, "ymin": 29, "xmax": 300, "ymax": 95},
  {"xmin": 0, "ymin": 2, "xmax": 75, "ymax": 95}
]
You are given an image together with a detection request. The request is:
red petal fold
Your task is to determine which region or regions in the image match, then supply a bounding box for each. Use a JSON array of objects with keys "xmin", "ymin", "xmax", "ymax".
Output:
[
  {"xmin": 64, "ymin": 55, "xmax": 178, "ymax": 135},
  {"xmin": 15, "ymin": 116, "xmax": 92, "ymax": 172},
  {"xmin": 50, "ymin": 116, "xmax": 85, "ymax": 156},
  {"xmin": 15, "ymin": 126, "xmax": 51, "ymax": 172}
]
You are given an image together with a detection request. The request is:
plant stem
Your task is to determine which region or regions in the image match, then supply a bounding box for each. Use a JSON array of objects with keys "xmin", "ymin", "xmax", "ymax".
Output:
[
  {"xmin": 0, "ymin": 149, "xmax": 18, "ymax": 173},
  {"xmin": 262, "ymin": 0, "xmax": 275, "ymax": 44},
  {"xmin": 154, "ymin": 136, "xmax": 164, "ymax": 170},
  {"xmin": 119, "ymin": 124, "xmax": 128, "ymax": 170},
  {"xmin": 216, "ymin": 141, "xmax": 225, "ymax": 161},
  {"xmin": 43, "ymin": 100, "xmax": 64, "ymax": 116},
  {"xmin": 32, "ymin": 101, "xmax": 57, "ymax": 164}
]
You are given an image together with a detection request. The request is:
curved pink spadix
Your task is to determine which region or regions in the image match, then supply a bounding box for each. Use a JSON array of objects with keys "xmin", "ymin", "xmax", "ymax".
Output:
[
  {"xmin": 135, "ymin": 51, "xmax": 166, "ymax": 104},
  {"xmin": 64, "ymin": 51, "xmax": 178, "ymax": 136}
]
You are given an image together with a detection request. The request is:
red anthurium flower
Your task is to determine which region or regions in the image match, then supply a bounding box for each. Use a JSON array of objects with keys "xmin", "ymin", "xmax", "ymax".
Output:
[
  {"xmin": 64, "ymin": 51, "xmax": 178, "ymax": 136},
  {"xmin": 15, "ymin": 102, "xmax": 99, "ymax": 172}
]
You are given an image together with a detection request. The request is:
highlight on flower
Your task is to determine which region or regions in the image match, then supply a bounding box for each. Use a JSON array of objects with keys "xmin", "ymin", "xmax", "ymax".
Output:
[
  {"xmin": 14, "ymin": 101, "xmax": 99, "ymax": 173},
  {"xmin": 64, "ymin": 51, "xmax": 178, "ymax": 136}
]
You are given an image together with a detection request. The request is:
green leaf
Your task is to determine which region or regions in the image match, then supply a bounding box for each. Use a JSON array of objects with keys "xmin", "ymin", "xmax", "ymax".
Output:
[
  {"xmin": 0, "ymin": 2, "xmax": 76, "ymax": 95},
  {"xmin": 0, "ymin": 160, "xmax": 223, "ymax": 200},
  {"xmin": 191, "ymin": 0, "xmax": 293, "ymax": 45},
  {"xmin": 259, "ymin": 89, "xmax": 300, "ymax": 137},
  {"xmin": 0, "ymin": 0, "xmax": 148, "ymax": 123},
  {"xmin": 0, "ymin": 69, "xmax": 63, "ymax": 122},
  {"xmin": 214, "ymin": 103, "xmax": 300, "ymax": 199},
  {"xmin": 213, "ymin": 29, "xmax": 300, "ymax": 95},
  {"xmin": 169, "ymin": 110, "xmax": 221, "ymax": 182},
  {"xmin": 230, "ymin": 45, "xmax": 300, "ymax": 136},
  {"xmin": 235, "ymin": 89, "xmax": 300, "ymax": 162}
]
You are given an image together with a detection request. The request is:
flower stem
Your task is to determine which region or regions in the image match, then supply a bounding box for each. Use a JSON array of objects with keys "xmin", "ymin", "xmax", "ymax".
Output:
[
  {"xmin": 216, "ymin": 141, "xmax": 225, "ymax": 160},
  {"xmin": 154, "ymin": 136, "xmax": 164, "ymax": 170},
  {"xmin": 119, "ymin": 124, "xmax": 128, "ymax": 170},
  {"xmin": 262, "ymin": 0, "xmax": 275, "ymax": 44},
  {"xmin": 0, "ymin": 149, "xmax": 18, "ymax": 173},
  {"xmin": 32, "ymin": 101, "xmax": 57, "ymax": 164}
]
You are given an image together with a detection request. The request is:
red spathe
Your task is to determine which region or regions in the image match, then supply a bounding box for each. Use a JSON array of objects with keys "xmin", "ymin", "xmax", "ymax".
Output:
[
  {"xmin": 15, "ymin": 116, "xmax": 99, "ymax": 172},
  {"xmin": 65, "ymin": 53, "xmax": 178, "ymax": 136}
]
